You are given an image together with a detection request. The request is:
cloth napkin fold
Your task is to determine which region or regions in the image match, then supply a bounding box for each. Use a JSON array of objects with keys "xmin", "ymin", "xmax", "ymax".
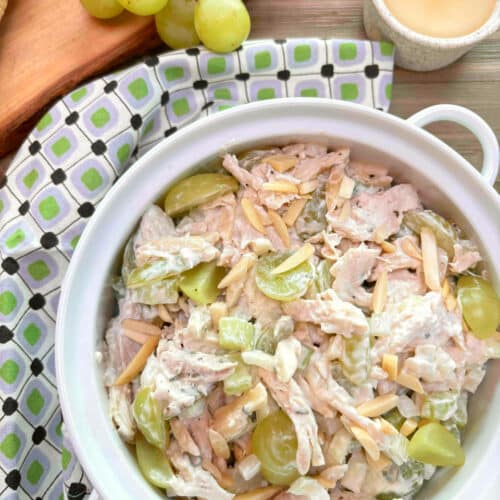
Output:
[{"xmin": 0, "ymin": 38, "xmax": 394, "ymax": 500}]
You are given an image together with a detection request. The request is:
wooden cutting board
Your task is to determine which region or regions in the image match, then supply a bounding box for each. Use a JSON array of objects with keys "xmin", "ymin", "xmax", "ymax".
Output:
[{"xmin": 0, "ymin": 0, "xmax": 163, "ymax": 157}]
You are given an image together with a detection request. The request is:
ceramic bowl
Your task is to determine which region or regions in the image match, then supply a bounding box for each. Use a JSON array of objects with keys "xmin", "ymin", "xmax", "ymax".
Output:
[{"xmin": 56, "ymin": 99, "xmax": 500, "ymax": 500}]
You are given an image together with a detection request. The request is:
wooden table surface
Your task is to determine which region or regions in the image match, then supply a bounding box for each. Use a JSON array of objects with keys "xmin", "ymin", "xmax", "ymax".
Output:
[{"xmin": 1, "ymin": 0, "xmax": 499, "ymax": 190}]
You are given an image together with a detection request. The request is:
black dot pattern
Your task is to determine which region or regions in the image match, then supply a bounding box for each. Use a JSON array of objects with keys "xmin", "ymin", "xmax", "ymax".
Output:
[
  {"xmin": 29, "ymin": 294, "xmax": 46, "ymax": 310},
  {"xmin": 68, "ymin": 482, "xmax": 88, "ymax": 500},
  {"xmin": 31, "ymin": 358, "xmax": 44, "ymax": 376},
  {"xmin": 91, "ymin": 140, "xmax": 107, "ymax": 155},
  {"xmin": 144, "ymin": 55, "xmax": 159, "ymax": 67},
  {"xmin": 1, "ymin": 257, "xmax": 18, "ymax": 275},
  {"xmin": 51, "ymin": 169, "xmax": 67, "ymax": 184},
  {"xmin": 193, "ymin": 80, "xmax": 208, "ymax": 90},
  {"xmin": 78, "ymin": 202, "xmax": 95, "ymax": 218},
  {"xmin": 235, "ymin": 72, "xmax": 250, "ymax": 81},
  {"xmin": 5, "ymin": 470, "xmax": 21, "ymax": 490},
  {"xmin": 161, "ymin": 91, "xmax": 170, "ymax": 106},
  {"xmin": 65, "ymin": 111, "xmax": 79, "ymax": 125},
  {"xmin": 40, "ymin": 232, "xmax": 59, "ymax": 249},
  {"xmin": 186, "ymin": 47, "xmax": 200, "ymax": 56},
  {"xmin": 18, "ymin": 201, "xmax": 30, "ymax": 215},
  {"xmin": 365, "ymin": 64, "xmax": 380, "ymax": 79},
  {"xmin": 321, "ymin": 64, "xmax": 334, "ymax": 78},
  {"xmin": 3, "ymin": 397, "xmax": 18, "ymax": 415},
  {"xmin": 130, "ymin": 114, "xmax": 143, "ymax": 130},
  {"xmin": 104, "ymin": 80, "xmax": 118, "ymax": 93},
  {"xmin": 29, "ymin": 141, "xmax": 41, "ymax": 155},
  {"xmin": 164, "ymin": 127, "xmax": 177, "ymax": 138},
  {"xmin": 32, "ymin": 426, "xmax": 47, "ymax": 444},
  {"xmin": 0, "ymin": 325, "xmax": 14, "ymax": 343},
  {"xmin": 277, "ymin": 70, "xmax": 291, "ymax": 81}
]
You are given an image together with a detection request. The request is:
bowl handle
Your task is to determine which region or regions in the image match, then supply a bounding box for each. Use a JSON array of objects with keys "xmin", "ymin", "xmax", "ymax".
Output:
[{"xmin": 407, "ymin": 104, "xmax": 499, "ymax": 186}]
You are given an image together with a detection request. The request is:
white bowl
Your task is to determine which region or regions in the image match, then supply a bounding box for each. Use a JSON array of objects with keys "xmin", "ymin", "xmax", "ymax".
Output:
[{"xmin": 56, "ymin": 99, "xmax": 500, "ymax": 500}]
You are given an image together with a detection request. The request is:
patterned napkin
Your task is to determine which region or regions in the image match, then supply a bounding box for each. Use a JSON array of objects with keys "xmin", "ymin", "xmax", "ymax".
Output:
[{"xmin": 0, "ymin": 38, "xmax": 395, "ymax": 500}]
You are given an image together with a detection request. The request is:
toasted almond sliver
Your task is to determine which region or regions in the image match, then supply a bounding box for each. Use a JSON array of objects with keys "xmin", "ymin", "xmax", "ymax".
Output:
[
  {"xmin": 237, "ymin": 454, "xmax": 261, "ymax": 481},
  {"xmin": 339, "ymin": 199, "xmax": 351, "ymax": 222},
  {"xmin": 377, "ymin": 418, "xmax": 399, "ymax": 436},
  {"xmin": 401, "ymin": 238, "xmax": 422, "ymax": 260},
  {"xmin": 264, "ymin": 154, "xmax": 298, "ymax": 173},
  {"xmin": 445, "ymin": 294, "xmax": 457, "ymax": 312},
  {"xmin": 271, "ymin": 243, "xmax": 314, "ymax": 275},
  {"xmin": 400, "ymin": 418, "xmax": 418, "ymax": 437},
  {"xmin": 234, "ymin": 486, "xmax": 283, "ymax": 500},
  {"xmin": 326, "ymin": 179, "xmax": 341, "ymax": 211},
  {"xmin": 381, "ymin": 241, "xmax": 396, "ymax": 253},
  {"xmin": 241, "ymin": 198, "xmax": 266, "ymax": 234},
  {"xmin": 283, "ymin": 198, "xmax": 308, "ymax": 226},
  {"xmin": 397, "ymin": 372, "xmax": 425, "ymax": 394},
  {"xmin": 218, "ymin": 254, "xmax": 256, "ymax": 288},
  {"xmin": 373, "ymin": 224, "xmax": 389, "ymax": 245},
  {"xmin": 208, "ymin": 428, "xmax": 230, "ymax": 459},
  {"xmin": 262, "ymin": 181, "xmax": 299, "ymax": 194},
  {"xmin": 372, "ymin": 270, "xmax": 388, "ymax": 314},
  {"xmin": 123, "ymin": 328, "xmax": 150, "ymax": 344},
  {"xmin": 114, "ymin": 335, "xmax": 159, "ymax": 385},
  {"xmin": 366, "ymin": 452, "xmax": 392, "ymax": 472},
  {"xmin": 356, "ymin": 394, "xmax": 399, "ymax": 418},
  {"xmin": 268, "ymin": 209, "xmax": 290, "ymax": 247},
  {"xmin": 121, "ymin": 319, "xmax": 162, "ymax": 336},
  {"xmin": 421, "ymin": 227, "xmax": 441, "ymax": 291},
  {"xmin": 350, "ymin": 426, "xmax": 380, "ymax": 461},
  {"xmin": 315, "ymin": 476, "xmax": 337, "ymax": 489},
  {"xmin": 441, "ymin": 279, "xmax": 450, "ymax": 298},
  {"xmin": 157, "ymin": 304, "xmax": 173, "ymax": 324},
  {"xmin": 338, "ymin": 175, "xmax": 355, "ymax": 199},
  {"xmin": 209, "ymin": 302, "xmax": 228, "ymax": 330},
  {"xmin": 382, "ymin": 353, "xmax": 399, "ymax": 381},
  {"xmin": 298, "ymin": 180, "xmax": 319, "ymax": 195}
]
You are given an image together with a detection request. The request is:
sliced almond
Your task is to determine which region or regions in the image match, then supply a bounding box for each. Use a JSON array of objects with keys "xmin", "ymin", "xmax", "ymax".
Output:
[
  {"xmin": 237, "ymin": 454, "xmax": 261, "ymax": 481},
  {"xmin": 114, "ymin": 335, "xmax": 159, "ymax": 385},
  {"xmin": 339, "ymin": 199, "xmax": 351, "ymax": 222},
  {"xmin": 356, "ymin": 394, "xmax": 399, "ymax": 418},
  {"xmin": 421, "ymin": 227, "xmax": 441, "ymax": 291},
  {"xmin": 366, "ymin": 452, "xmax": 392, "ymax": 472},
  {"xmin": 396, "ymin": 372, "xmax": 424, "ymax": 394},
  {"xmin": 271, "ymin": 243, "xmax": 314, "ymax": 275},
  {"xmin": 350, "ymin": 426, "xmax": 380, "ymax": 461},
  {"xmin": 157, "ymin": 304, "xmax": 173, "ymax": 324},
  {"xmin": 268, "ymin": 209, "xmax": 290, "ymax": 247},
  {"xmin": 401, "ymin": 238, "xmax": 422, "ymax": 260},
  {"xmin": 299, "ymin": 180, "xmax": 319, "ymax": 195},
  {"xmin": 283, "ymin": 198, "xmax": 308, "ymax": 226},
  {"xmin": 123, "ymin": 328, "xmax": 150, "ymax": 344},
  {"xmin": 338, "ymin": 176, "xmax": 355, "ymax": 199},
  {"xmin": 208, "ymin": 428, "xmax": 230, "ymax": 459},
  {"xmin": 373, "ymin": 224, "xmax": 389, "ymax": 245},
  {"xmin": 381, "ymin": 241, "xmax": 396, "ymax": 253},
  {"xmin": 326, "ymin": 180, "xmax": 341, "ymax": 211},
  {"xmin": 400, "ymin": 418, "xmax": 418, "ymax": 437},
  {"xmin": 218, "ymin": 254, "xmax": 256, "ymax": 288},
  {"xmin": 315, "ymin": 476, "xmax": 337, "ymax": 489},
  {"xmin": 241, "ymin": 198, "xmax": 266, "ymax": 234},
  {"xmin": 382, "ymin": 354, "xmax": 398, "ymax": 381},
  {"xmin": 234, "ymin": 486, "xmax": 283, "ymax": 500},
  {"xmin": 377, "ymin": 418, "xmax": 399, "ymax": 436},
  {"xmin": 209, "ymin": 302, "xmax": 228, "ymax": 329},
  {"xmin": 372, "ymin": 270, "xmax": 388, "ymax": 314},
  {"xmin": 262, "ymin": 181, "xmax": 299, "ymax": 194},
  {"xmin": 121, "ymin": 319, "xmax": 162, "ymax": 336},
  {"xmin": 445, "ymin": 294, "xmax": 457, "ymax": 312},
  {"xmin": 264, "ymin": 154, "xmax": 297, "ymax": 172}
]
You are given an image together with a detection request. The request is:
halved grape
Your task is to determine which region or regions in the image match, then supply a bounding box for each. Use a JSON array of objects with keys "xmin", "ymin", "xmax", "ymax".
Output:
[
  {"xmin": 255, "ymin": 253, "xmax": 313, "ymax": 302},
  {"xmin": 135, "ymin": 433, "xmax": 173, "ymax": 489},
  {"xmin": 164, "ymin": 173, "xmax": 238, "ymax": 216},
  {"xmin": 117, "ymin": 0, "xmax": 168, "ymax": 16},
  {"xmin": 81, "ymin": 0, "xmax": 124, "ymax": 18},
  {"xmin": 218, "ymin": 317, "xmax": 255, "ymax": 351},
  {"xmin": 194, "ymin": 0, "xmax": 251, "ymax": 53},
  {"xmin": 457, "ymin": 276, "xmax": 500, "ymax": 339},
  {"xmin": 133, "ymin": 387, "xmax": 166, "ymax": 449},
  {"xmin": 408, "ymin": 422, "xmax": 465, "ymax": 466},
  {"xmin": 155, "ymin": 0, "xmax": 200, "ymax": 49},
  {"xmin": 179, "ymin": 260, "xmax": 226, "ymax": 304},
  {"xmin": 252, "ymin": 410, "xmax": 299, "ymax": 486}
]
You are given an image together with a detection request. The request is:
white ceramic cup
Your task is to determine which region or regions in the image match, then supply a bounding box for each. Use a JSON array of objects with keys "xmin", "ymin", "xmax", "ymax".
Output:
[
  {"xmin": 363, "ymin": 0, "xmax": 500, "ymax": 71},
  {"xmin": 56, "ymin": 99, "xmax": 500, "ymax": 500}
]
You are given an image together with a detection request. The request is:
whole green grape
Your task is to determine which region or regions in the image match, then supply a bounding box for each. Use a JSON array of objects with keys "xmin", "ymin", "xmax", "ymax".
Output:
[
  {"xmin": 133, "ymin": 387, "xmax": 166, "ymax": 449},
  {"xmin": 252, "ymin": 410, "xmax": 299, "ymax": 486},
  {"xmin": 194, "ymin": 0, "xmax": 251, "ymax": 53},
  {"xmin": 457, "ymin": 276, "xmax": 500, "ymax": 339},
  {"xmin": 117, "ymin": 0, "xmax": 168, "ymax": 16},
  {"xmin": 81, "ymin": 0, "xmax": 124, "ymax": 18},
  {"xmin": 135, "ymin": 433, "xmax": 173, "ymax": 488},
  {"xmin": 155, "ymin": 0, "xmax": 200, "ymax": 49}
]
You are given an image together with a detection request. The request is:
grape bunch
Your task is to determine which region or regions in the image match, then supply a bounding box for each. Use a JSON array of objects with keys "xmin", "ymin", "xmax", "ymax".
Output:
[{"xmin": 81, "ymin": 0, "xmax": 251, "ymax": 53}]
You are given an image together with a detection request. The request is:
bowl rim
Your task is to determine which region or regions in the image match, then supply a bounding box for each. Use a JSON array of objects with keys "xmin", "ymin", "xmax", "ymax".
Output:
[{"xmin": 55, "ymin": 98, "xmax": 500, "ymax": 500}]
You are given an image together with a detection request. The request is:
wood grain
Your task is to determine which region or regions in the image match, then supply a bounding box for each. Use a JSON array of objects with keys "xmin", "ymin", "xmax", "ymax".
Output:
[{"xmin": 0, "ymin": 0, "xmax": 499, "ymax": 190}]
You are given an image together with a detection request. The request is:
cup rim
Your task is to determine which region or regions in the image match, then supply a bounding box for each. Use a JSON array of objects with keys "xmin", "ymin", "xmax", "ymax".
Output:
[{"xmin": 372, "ymin": 0, "xmax": 500, "ymax": 48}]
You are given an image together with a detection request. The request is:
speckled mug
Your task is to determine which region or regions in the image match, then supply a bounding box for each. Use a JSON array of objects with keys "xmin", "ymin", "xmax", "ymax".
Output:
[{"xmin": 363, "ymin": 0, "xmax": 500, "ymax": 71}]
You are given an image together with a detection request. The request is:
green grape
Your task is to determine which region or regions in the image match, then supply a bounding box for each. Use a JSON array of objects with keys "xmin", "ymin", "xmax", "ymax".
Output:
[
  {"xmin": 252, "ymin": 411, "xmax": 300, "ymax": 486},
  {"xmin": 223, "ymin": 355, "xmax": 253, "ymax": 395},
  {"xmin": 155, "ymin": 0, "xmax": 200, "ymax": 49},
  {"xmin": 179, "ymin": 260, "xmax": 225, "ymax": 304},
  {"xmin": 133, "ymin": 387, "xmax": 166, "ymax": 449},
  {"xmin": 164, "ymin": 173, "xmax": 238, "ymax": 216},
  {"xmin": 383, "ymin": 408, "xmax": 405, "ymax": 430},
  {"xmin": 403, "ymin": 209, "xmax": 458, "ymax": 258},
  {"xmin": 457, "ymin": 276, "xmax": 500, "ymax": 339},
  {"xmin": 340, "ymin": 333, "xmax": 370, "ymax": 385},
  {"xmin": 194, "ymin": 0, "xmax": 251, "ymax": 53},
  {"xmin": 255, "ymin": 253, "xmax": 313, "ymax": 302},
  {"xmin": 117, "ymin": 0, "xmax": 168, "ymax": 15},
  {"xmin": 128, "ymin": 278, "xmax": 179, "ymax": 305},
  {"xmin": 421, "ymin": 391, "xmax": 459, "ymax": 421},
  {"xmin": 254, "ymin": 327, "xmax": 277, "ymax": 355},
  {"xmin": 80, "ymin": 0, "xmax": 124, "ymax": 18},
  {"xmin": 136, "ymin": 433, "xmax": 173, "ymax": 488},
  {"xmin": 408, "ymin": 422, "xmax": 465, "ymax": 466},
  {"xmin": 218, "ymin": 317, "xmax": 255, "ymax": 351},
  {"xmin": 296, "ymin": 189, "xmax": 327, "ymax": 238}
]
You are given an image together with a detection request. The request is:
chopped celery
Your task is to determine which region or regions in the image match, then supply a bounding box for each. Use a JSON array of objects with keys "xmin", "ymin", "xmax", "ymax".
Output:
[
  {"xmin": 442, "ymin": 421, "xmax": 461, "ymax": 442},
  {"xmin": 133, "ymin": 387, "xmax": 166, "ymax": 449},
  {"xmin": 421, "ymin": 391, "xmax": 459, "ymax": 421},
  {"xmin": 296, "ymin": 189, "xmax": 327, "ymax": 238},
  {"xmin": 298, "ymin": 346, "xmax": 313, "ymax": 370},
  {"xmin": 218, "ymin": 317, "xmax": 255, "ymax": 351},
  {"xmin": 121, "ymin": 235, "xmax": 136, "ymax": 283},
  {"xmin": 449, "ymin": 392, "xmax": 468, "ymax": 428},
  {"xmin": 136, "ymin": 433, "xmax": 173, "ymax": 488},
  {"xmin": 254, "ymin": 327, "xmax": 277, "ymax": 355},
  {"xmin": 408, "ymin": 422, "xmax": 465, "ymax": 466},
  {"xmin": 224, "ymin": 358, "xmax": 253, "ymax": 395},
  {"xmin": 383, "ymin": 408, "xmax": 405, "ymax": 430},
  {"xmin": 127, "ymin": 260, "xmax": 178, "ymax": 288},
  {"xmin": 341, "ymin": 333, "xmax": 370, "ymax": 385},
  {"xmin": 382, "ymin": 433, "xmax": 409, "ymax": 466},
  {"xmin": 128, "ymin": 278, "xmax": 179, "ymax": 305},
  {"xmin": 179, "ymin": 260, "xmax": 225, "ymax": 305}
]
